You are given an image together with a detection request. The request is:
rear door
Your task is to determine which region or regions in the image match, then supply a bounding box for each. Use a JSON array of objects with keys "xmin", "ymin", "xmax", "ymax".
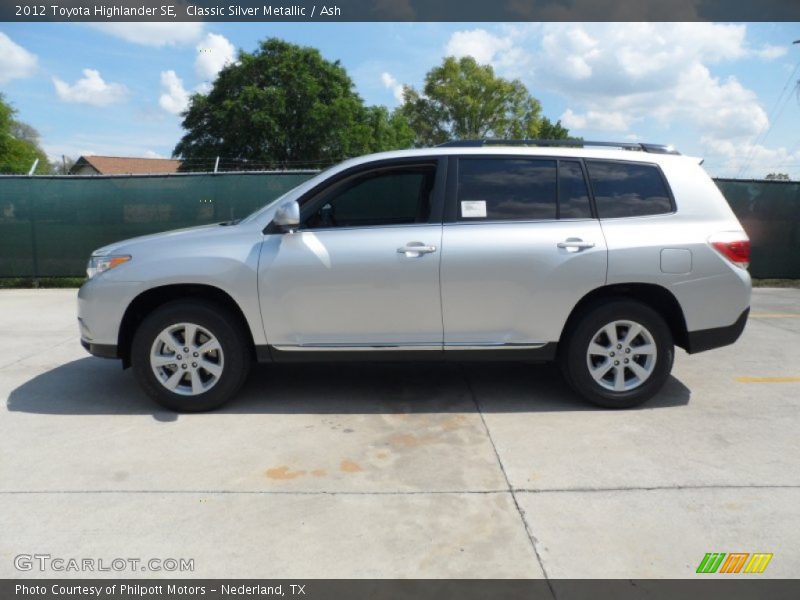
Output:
[{"xmin": 440, "ymin": 156, "xmax": 607, "ymax": 347}]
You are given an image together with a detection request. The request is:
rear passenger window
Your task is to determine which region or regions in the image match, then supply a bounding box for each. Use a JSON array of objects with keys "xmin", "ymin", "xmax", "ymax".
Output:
[
  {"xmin": 587, "ymin": 161, "xmax": 673, "ymax": 218},
  {"xmin": 558, "ymin": 161, "xmax": 592, "ymax": 219},
  {"xmin": 458, "ymin": 158, "xmax": 557, "ymax": 221}
]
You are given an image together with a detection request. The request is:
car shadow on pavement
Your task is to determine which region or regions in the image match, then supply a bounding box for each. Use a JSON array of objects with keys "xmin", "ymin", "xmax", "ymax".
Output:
[{"xmin": 7, "ymin": 357, "xmax": 690, "ymax": 421}]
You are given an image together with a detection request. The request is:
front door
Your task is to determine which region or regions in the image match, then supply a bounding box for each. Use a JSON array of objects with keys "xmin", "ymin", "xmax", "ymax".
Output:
[{"xmin": 258, "ymin": 159, "xmax": 445, "ymax": 351}]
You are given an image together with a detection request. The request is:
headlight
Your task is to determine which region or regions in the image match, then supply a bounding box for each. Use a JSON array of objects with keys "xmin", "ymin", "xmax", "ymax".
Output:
[{"xmin": 86, "ymin": 254, "xmax": 131, "ymax": 279}]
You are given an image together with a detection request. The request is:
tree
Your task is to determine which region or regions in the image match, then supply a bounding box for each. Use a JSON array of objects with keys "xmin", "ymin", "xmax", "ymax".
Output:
[
  {"xmin": 174, "ymin": 38, "xmax": 410, "ymax": 170},
  {"xmin": 363, "ymin": 106, "xmax": 415, "ymax": 152},
  {"xmin": 765, "ymin": 172, "xmax": 791, "ymax": 181},
  {"xmin": 0, "ymin": 94, "xmax": 50, "ymax": 174},
  {"xmin": 538, "ymin": 117, "xmax": 571, "ymax": 140},
  {"xmin": 398, "ymin": 56, "xmax": 570, "ymax": 146}
]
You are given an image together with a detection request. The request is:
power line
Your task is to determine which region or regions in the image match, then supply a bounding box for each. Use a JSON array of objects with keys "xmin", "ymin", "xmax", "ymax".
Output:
[{"xmin": 735, "ymin": 55, "xmax": 800, "ymax": 178}]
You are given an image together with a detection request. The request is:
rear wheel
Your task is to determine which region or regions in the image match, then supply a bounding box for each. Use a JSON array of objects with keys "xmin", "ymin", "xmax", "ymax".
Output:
[
  {"xmin": 131, "ymin": 300, "xmax": 251, "ymax": 412},
  {"xmin": 560, "ymin": 299, "xmax": 674, "ymax": 408}
]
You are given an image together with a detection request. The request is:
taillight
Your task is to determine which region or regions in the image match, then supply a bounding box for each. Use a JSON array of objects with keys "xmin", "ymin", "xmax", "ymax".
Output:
[{"xmin": 709, "ymin": 232, "xmax": 750, "ymax": 269}]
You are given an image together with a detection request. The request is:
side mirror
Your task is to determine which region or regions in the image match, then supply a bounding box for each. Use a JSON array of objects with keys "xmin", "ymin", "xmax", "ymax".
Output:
[{"xmin": 272, "ymin": 201, "xmax": 300, "ymax": 232}]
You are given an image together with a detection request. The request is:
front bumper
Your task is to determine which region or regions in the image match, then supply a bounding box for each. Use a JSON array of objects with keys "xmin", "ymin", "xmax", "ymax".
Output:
[
  {"xmin": 77, "ymin": 278, "xmax": 139, "ymax": 351},
  {"xmin": 80, "ymin": 338, "xmax": 119, "ymax": 359},
  {"xmin": 685, "ymin": 307, "xmax": 749, "ymax": 354}
]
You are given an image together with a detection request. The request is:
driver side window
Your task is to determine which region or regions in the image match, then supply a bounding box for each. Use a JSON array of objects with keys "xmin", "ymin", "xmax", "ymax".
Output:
[{"xmin": 304, "ymin": 165, "xmax": 435, "ymax": 229}]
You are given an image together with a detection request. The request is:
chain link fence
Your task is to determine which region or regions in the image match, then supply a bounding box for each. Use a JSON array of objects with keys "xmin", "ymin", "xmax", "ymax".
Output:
[{"xmin": 0, "ymin": 172, "xmax": 797, "ymax": 278}]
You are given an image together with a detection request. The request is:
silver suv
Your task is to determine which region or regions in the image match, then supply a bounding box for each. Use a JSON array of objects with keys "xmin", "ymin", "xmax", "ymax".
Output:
[{"xmin": 78, "ymin": 141, "xmax": 751, "ymax": 411}]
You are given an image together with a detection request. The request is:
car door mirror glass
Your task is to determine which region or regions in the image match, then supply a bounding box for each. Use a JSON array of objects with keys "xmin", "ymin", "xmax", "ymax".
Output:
[{"xmin": 273, "ymin": 200, "xmax": 300, "ymax": 231}]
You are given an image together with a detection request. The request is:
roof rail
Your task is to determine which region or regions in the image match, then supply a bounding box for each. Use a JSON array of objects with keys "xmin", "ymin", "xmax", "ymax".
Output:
[{"xmin": 436, "ymin": 139, "xmax": 680, "ymax": 155}]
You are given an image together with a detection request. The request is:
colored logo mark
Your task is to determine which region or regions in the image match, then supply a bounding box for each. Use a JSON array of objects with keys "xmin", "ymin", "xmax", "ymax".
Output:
[{"xmin": 696, "ymin": 552, "xmax": 773, "ymax": 574}]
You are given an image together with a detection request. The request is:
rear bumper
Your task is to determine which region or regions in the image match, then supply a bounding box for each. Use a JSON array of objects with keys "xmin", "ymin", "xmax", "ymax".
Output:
[
  {"xmin": 80, "ymin": 338, "xmax": 119, "ymax": 359},
  {"xmin": 685, "ymin": 307, "xmax": 749, "ymax": 354}
]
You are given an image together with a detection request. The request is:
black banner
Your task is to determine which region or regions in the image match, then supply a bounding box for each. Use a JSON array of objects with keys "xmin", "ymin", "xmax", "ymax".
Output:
[
  {"xmin": 4, "ymin": 580, "xmax": 800, "ymax": 600},
  {"xmin": 3, "ymin": 0, "xmax": 800, "ymax": 22}
]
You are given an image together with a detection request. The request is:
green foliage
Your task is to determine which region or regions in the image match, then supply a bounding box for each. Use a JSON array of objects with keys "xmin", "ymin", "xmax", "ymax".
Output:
[
  {"xmin": 399, "ymin": 57, "xmax": 570, "ymax": 146},
  {"xmin": 174, "ymin": 38, "xmax": 412, "ymax": 170},
  {"xmin": 538, "ymin": 117, "xmax": 571, "ymax": 140},
  {"xmin": 363, "ymin": 106, "xmax": 415, "ymax": 153},
  {"xmin": 765, "ymin": 173, "xmax": 791, "ymax": 181},
  {"xmin": 0, "ymin": 94, "xmax": 50, "ymax": 175}
]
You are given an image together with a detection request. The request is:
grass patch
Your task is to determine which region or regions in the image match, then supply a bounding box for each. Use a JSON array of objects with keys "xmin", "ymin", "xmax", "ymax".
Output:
[
  {"xmin": 0, "ymin": 277, "xmax": 85, "ymax": 289},
  {"xmin": 752, "ymin": 279, "xmax": 800, "ymax": 288}
]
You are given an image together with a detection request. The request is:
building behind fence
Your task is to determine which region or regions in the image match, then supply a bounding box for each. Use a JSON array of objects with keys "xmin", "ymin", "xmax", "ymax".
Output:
[{"xmin": 0, "ymin": 172, "xmax": 797, "ymax": 279}]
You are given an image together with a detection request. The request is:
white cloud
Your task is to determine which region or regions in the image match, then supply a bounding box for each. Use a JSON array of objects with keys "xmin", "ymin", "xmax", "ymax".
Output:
[
  {"xmin": 158, "ymin": 70, "xmax": 190, "ymax": 115},
  {"xmin": 701, "ymin": 137, "xmax": 800, "ymax": 179},
  {"xmin": 195, "ymin": 33, "xmax": 235, "ymax": 81},
  {"xmin": 443, "ymin": 27, "xmax": 531, "ymax": 77},
  {"xmin": 144, "ymin": 150, "xmax": 165, "ymax": 158},
  {"xmin": 380, "ymin": 72, "xmax": 405, "ymax": 103},
  {"xmin": 560, "ymin": 109, "xmax": 632, "ymax": 132},
  {"xmin": 442, "ymin": 23, "xmax": 789, "ymax": 174},
  {"xmin": 88, "ymin": 23, "xmax": 204, "ymax": 47},
  {"xmin": 0, "ymin": 32, "xmax": 38, "ymax": 83},
  {"xmin": 445, "ymin": 29, "xmax": 513, "ymax": 65},
  {"xmin": 528, "ymin": 24, "xmax": 769, "ymax": 142},
  {"xmin": 755, "ymin": 44, "xmax": 787, "ymax": 60},
  {"xmin": 52, "ymin": 69, "xmax": 128, "ymax": 107}
]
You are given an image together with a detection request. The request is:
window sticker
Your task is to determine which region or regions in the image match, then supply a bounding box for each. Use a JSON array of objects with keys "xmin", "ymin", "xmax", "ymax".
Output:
[{"xmin": 461, "ymin": 200, "xmax": 487, "ymax": 218}]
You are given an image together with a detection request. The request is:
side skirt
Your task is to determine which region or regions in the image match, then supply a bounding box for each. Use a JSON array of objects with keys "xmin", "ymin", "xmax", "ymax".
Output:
[{"xmin": 255, "ymin": 343, "xmax": 558, "ymax": 364}]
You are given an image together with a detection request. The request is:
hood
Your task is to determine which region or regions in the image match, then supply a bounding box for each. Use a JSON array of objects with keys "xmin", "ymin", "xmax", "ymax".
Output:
[{"xmin": 91, "ymin": 222, "xmax": 247, "ymax": 256}]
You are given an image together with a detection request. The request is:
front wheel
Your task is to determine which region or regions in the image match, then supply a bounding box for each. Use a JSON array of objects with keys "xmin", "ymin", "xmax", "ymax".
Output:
[
  {"xmin": 560, "ymin": 299, "xmax": 674, "ymax": 409},
  {"xmin": 131, "ymin": 300, "xmax": 251, "ymax": 412}
]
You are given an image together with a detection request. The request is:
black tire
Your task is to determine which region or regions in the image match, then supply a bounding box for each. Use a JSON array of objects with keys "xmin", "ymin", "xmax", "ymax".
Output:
[
  {"xmin": 131, "ymin": 300, "xmax": 251, "ymax": 412},
  {"xmin": 559, "ymin": 298, "xmax": 674, "ymax": 409}
]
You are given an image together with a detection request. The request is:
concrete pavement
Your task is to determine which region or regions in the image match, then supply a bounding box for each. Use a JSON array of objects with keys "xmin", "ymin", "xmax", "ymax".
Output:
[{"xmin": 0, "ymin": 288, "xmax": 798, "ymax": 579}]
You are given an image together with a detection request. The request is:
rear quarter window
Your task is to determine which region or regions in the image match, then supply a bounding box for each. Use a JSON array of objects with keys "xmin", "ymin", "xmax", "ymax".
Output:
[{"xmin": 587, "ymin": 160, "xmax": 673, "ymax": 218}]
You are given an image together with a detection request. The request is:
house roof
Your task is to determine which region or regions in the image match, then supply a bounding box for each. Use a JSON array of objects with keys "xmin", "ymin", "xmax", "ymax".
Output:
[{"xmin": 72, "ymin": 155, "xmax": 182, "ymax": 175}]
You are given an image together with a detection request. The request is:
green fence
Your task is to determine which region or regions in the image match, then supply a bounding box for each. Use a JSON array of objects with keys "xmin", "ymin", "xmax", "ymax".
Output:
[
  {"xmin": 0, "ymin": 172, "xmax": 315, "ymax": 277},
  {"xmin": 715, "ymin": 179, "xmax": 800, "ymax": 279},
  {"xmin": 0, "ymin": 173, "xmax": 797, "ymax": 278}
]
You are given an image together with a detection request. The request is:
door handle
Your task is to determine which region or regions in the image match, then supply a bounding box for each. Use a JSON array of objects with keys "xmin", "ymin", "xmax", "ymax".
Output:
[
  {"xmin": 397, "ymin": 242, "xmax": 437, "ymax": 257},
  {"xmin": 557, "ymin": 238, "xmax": 595, "ymax": 251}
]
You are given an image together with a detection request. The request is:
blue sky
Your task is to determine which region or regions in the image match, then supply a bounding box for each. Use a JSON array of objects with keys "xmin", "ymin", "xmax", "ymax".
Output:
[{"xmin": 1, "ymin": 22, "xmax": 798, "ymax": 178}]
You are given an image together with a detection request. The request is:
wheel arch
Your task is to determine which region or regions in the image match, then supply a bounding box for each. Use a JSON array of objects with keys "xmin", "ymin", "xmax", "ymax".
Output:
[
  {"xmin": 118, "ymin": 284, "xmax": 256, "ymax": 368},
  {"xmin": 559, "ymin": 283, "xmax": 689, "ymax": 352}
]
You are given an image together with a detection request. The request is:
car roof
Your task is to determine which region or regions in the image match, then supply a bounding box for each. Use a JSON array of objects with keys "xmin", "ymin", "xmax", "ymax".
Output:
[{"xmin": 340, "ymin": 146, "xmax": 698, "ymax": 169}]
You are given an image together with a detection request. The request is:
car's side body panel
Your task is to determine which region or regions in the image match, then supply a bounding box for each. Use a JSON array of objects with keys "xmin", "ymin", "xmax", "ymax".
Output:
[
  {"xmin": 77, "ymin": 221, "xmax": 267, "ymax": 349},
  {"xmin": 440, "ymin": 220, "xmax": 608, "ymax": 345},
  {"xmin": 257, "ymin": 225, "xmax": 444, "ymax": 348},
  {"xmin": 601, "ymin": 158, "xmax": 751, "ymax": 333}
]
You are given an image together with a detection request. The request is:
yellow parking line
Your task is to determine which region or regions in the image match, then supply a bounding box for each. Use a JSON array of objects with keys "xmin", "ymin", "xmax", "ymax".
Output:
[
  {"xmin": 750, "ymin": 313, "xmax": 800, "ymax": 318},
  {"xmin": 736, "ymin": 376, "xmax": 800, "ymax": 383}
]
